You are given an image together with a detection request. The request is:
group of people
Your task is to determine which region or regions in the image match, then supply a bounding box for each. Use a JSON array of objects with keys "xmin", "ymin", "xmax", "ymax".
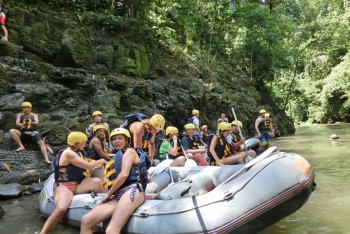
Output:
[{"xmin": 10, "ymin": 102, "xmax": 274, "ymax": 233}]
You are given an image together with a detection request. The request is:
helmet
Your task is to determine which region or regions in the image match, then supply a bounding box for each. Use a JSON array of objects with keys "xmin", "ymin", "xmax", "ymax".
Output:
[
  {"xmin": 93, "ymin": 124, "xmax": 107, "ymax": 132},
  {"xmin": 330, "ymin": 134, "xmax": 339, "ymax": 139},
  {"xmin": 92, "ymin": 111, "xmax": 103, "ymax": 118},
  {"xmin": 67, "ymin": 132, "xmax": 87, "ymax": 145},
  {"xmin": 218, "ymin": 122, "xmax": 231, "ymax": 132},
  {"xmin": 259, "ymin": 109, "xmax": 266, "ymax": 114},
  {"xmin": 21, "ymin": 102, "xmax": 32, "ymax": 108},
  {"xmin": 265, "ymin": 113, "xmax": 270, "ymax": 118},
  {"xmin": 149, "ymin": 114, "xmax": 165, "ymax": 131},
  {"xmin": 231, "ymin": 120, "xmax": 243, "ymax": 128},
  {"xmin": 192, "ymin": 109, "xmax": 199, "ymax": 115},
  {"xmin": 165, "ymin": 126, "xmax": 179, "ymax": 135},
  {"xmin": 184, "ymin": 123, "xmax": 195, "ymax": 130},
  {"xmin": 201, "ymin": 125, "xmax": 208, "ymax": 130},
  {"xmin": 110, "ymin": 128, "xmax": 131, "ymax": 140}
]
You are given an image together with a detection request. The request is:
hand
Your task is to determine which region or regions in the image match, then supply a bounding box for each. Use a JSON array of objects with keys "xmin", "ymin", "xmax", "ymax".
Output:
[
  {"xmin": 257, "ymin": 133, "xmax": 261, "ymax": 139},
  {"xmin": 240, "ymin": 138, "xmax": 246, "ymax": 145},
  {"xmin": 99, "ymin": 194, "xmax": 112, "ymax": 205},
  {"xmin": 172, "ymin": 135, "xmax": 177, "ymax": 142},
  {"xmin": 99, "ymin": 159, "xmax": 107, "ymax": 165}
]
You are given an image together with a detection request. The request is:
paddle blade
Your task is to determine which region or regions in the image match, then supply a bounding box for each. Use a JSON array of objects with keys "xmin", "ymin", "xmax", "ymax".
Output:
[
  {"xmin": 185, "ymin": 159, "xmax": 198, "ymax": 167},
  {"xmin": 3, "ymin": 163, "xmax": 12, "ymax": 173},
  {"xmin": 46, "ymin": 145, "xmax": 54, "ymax": 155}
]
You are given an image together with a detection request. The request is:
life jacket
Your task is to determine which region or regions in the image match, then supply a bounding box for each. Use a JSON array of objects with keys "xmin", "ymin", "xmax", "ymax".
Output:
[
  {"xmin": 231, "ymin": 133, "xmax": 241, "ymax": 143},
  {"xmin": 89, "ymin": 137, "xmax": 107, "ymax": 160},
  {"xmin": 182, "ymin": 135, "xmax": 200, "ymax": 149},
  {"xmin": 120, "ymin": 113, "xmax": 151, "ymax": 153},
  {"xmin": 207, "ymin": 134, "xmax": 231, "ymax": 161},
  {"xmin": 202, "ymin": 132, "xmax": 209, "ymax": 143},
  {"xmin": 54, "ymin": 149, "xmax": 91, "ymax": 185},
  {"xmin": 155, "ymin": 137, "xmax": 164, "ymax": 158},
  {"xmin": 258, "ymin": 117, "xmax": 271, "ymax": 132},
  {"xmin": 104, "ymin": 147, "xmax": 151, "ymax": 190},
  {"xmin": 19, "ymin": 113, "xmax": 36, "ymax": 131}
]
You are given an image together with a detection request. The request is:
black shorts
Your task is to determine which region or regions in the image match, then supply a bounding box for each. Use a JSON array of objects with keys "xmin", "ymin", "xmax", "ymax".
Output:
[{"xmin": 21, "ymin": 131, "xmax": 42, "ymax": 143}]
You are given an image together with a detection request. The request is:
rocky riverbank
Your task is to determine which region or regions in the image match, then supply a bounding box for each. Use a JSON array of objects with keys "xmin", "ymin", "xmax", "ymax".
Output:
[{"xmin": 0, "ymin": 2, "xmax": 295, "ymax": 188}]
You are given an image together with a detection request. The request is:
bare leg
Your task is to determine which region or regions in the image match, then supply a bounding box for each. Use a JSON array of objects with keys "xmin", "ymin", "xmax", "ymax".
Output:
[
  {"xmin": 37, "ymin": 140, "xmax": 51, "ymax": 164},
  {"xmin": 75, "ymin": 177, "xmax": 103, "ymax": 194},
  {"xmin": 170, "ymin": 156, "xmax": 186, "ymax": 167},
  {"xmin": 223, "ymin": 153, "xmax": 245, "ymax": 165},
  {"xmin": 80, "ymin": 199, "xmax": 117, "ymax": 234},
  {"xmin": 9, "ymin": 129, "xmax": 25, "ymax": 151},
  {"xmin": 40, "ymin": 185, "xmax": 73, "ymax": 233},
  {"xmin": 106, "ymin": 189, "xmax": 144, "ymax": 234},
  {"xmin": 1, "ymin": 25, "xmax": 8, "ymax": 40},
  {"xmin": 194, "ymin": 153, "xmax": 208, "ymax": 166}
]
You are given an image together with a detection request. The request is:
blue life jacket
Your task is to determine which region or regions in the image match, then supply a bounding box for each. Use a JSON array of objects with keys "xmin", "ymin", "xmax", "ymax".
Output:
[
  {"xmin": 54, "ymin": 149, "xmax": 90, "ymax": 184},
  {"xmin": 89, "ymin": 138, "xmax": 107, "ymax": 160},
  {"xmin": 104, "ymin": 147, "xmax": 151, "ymax": 190}
]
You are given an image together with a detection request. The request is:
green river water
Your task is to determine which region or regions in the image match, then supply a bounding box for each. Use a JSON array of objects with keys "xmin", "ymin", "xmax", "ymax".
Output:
[{"xmin": 1, "ymin": 124, "xmax": 349, "ymax": 233}]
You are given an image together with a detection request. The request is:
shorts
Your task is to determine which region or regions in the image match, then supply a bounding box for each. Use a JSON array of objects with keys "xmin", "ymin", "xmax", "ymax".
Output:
[
  {"xmin": 115, "ymin": 184, "xmax": 145, "ymax": 201},
  {"xmin": 260, "ymin": 132, "xmax": 271, "ymax": 146},
  {"xmin": 0, "ymin": 12, "xmax": 6, "ymax": 25},
  {"xmin": 21, "ymin": 131, "xmax": 42, "ymax": 143}
]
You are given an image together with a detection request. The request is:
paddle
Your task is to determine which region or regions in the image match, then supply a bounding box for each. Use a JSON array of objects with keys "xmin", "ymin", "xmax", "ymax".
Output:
[
  {"xmin": 230, "ymin": 104, "xmax": 247, "ymax": 154},
  {"xmin": 3, "ymin": 163, "xmax": 12, "ymax": 173},
  {"xmin": 216, "ymin": 146, "xmax": 277, "ymax": 189},
  {"xmin": 166, "ymin": 154, "xmax": 175, "ymax": 184},
  {"xmin": 179, "ymin": 140, "xmax": 198, "ymax": 167}
]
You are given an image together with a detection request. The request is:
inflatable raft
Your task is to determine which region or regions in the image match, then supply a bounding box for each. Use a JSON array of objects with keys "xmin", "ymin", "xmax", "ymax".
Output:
[{"xmin": 39, "ymin": 147, "xmax": 316, "ymax": 233}]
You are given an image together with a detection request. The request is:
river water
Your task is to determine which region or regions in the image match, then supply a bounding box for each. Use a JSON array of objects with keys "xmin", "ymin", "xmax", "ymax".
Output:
[{"xmin": 1, "ymin": 124, "xmax": 349, "ymax": 233}]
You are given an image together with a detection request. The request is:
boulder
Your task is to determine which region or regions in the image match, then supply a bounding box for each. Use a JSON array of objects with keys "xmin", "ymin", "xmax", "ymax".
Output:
[
  {"xmin": 0, "ymin": 183, "xmax": 23, "ymax": 199},
  {"xmin": 96, "ymin": 46, "xmax": 114, "ymax": 71},
  {"xmin": 0, "ymin": 41, "xmax": 23, "ymax": 57}
]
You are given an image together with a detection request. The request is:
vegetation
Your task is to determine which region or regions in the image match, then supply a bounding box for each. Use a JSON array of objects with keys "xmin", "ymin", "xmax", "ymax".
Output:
[{"xmin": 16, "ymin": 0, "xmax": 350, "ymax": 123}]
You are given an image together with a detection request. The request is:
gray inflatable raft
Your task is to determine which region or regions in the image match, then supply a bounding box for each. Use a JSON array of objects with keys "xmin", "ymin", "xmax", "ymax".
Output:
[{"xmin": 39, "ymin": 147, "xmax": 315, "ymax": 233}]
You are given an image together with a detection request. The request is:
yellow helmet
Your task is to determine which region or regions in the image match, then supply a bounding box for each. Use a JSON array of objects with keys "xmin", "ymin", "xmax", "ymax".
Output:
[
  {"xmin": 149, "ymin": 114, "xmax": 165, "ymax": 131},
  {"xmin": 165, "ymin": 126, "xmax": 179, "ymax": 135},
  {"xmin": 92, "ymin": 111, "xmax": 103, "ymax": 118},
  {"xmin": 218, "ymin": 122, "xmax": 231, "ymax": 132},
  {"xmin": 201, "ymin": 125, "xmax": 208, "ymax": 130},
  {"xmin": 265, "ymin": 113, "xmax": 270, "ymax": 118},
  {"xmin": 93, "ymin": 124, "xmax": 107, "ymax": 132},
  {"xmin": 110, "ymin": 128, "xmax": 131, "ymax": 140},
  {"xmin": 192, "ymin": 109, "xmax": 199, "ymax": 115},
  {"xmin": 259, "ymin": 109, "xmax": 266, "ymax": 114},
  {"xmin": 67, "ymin": 132, "xmax": 87, "ymax": 145},
  {"xmin": 184, "ymin": 123, "xmax": 196, "ymax": 130},
  {"xmin": 21, "ymin": 102, "xmax": 32, "ymax": 108},
  {"xmin": 231, "ymin": 120, "xmax": 243, "ymax": 128}
]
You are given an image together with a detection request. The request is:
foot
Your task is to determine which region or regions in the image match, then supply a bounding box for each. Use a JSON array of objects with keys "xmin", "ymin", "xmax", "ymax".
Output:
[
  {"xmin": 15, "ymin": 147, "xmax": 25, "ymax": 152},
  {"xmin": 44, "ymin": 160, "xmax": 52, "ymax": 165},
  {"xmin": 1, "ymin": 37, "xmax": 8, "ymax": 41}
]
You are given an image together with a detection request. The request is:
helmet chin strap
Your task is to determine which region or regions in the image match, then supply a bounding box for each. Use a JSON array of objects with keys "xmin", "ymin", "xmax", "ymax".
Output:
[{"xmin": 142, "ymin": 120, "xmax": 151, "ymax": 133}]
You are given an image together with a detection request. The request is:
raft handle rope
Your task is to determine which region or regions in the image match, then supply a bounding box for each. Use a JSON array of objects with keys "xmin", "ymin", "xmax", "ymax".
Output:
[{"xmin": 132, "ymin": 152, "xmax": 285, "ymax": 217}]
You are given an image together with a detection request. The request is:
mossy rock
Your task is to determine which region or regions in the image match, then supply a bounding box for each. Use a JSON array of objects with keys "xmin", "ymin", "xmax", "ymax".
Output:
[
  {"xmin": 0, "ymin": 41, "xmax": 23, "ymax": 57},
  {"xmin": 107, "ymin": 76, "xmax": 128, "ymax": 91},
  {"xmin": 55, "ymin": 28, "xmax": 94, "ymax": 68},
  {"xmin": 96, "ymin": 46, "xmax": 114, "ymax": 71}
]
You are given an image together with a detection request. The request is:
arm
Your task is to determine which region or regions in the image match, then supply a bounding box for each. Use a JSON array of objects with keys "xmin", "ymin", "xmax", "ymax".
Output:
[
  {"xmin": 209, "ymin": 135, "xmax": 223, "ymax": 166},
  {"xmin": 15, "ymin": 114, "xmax": 22, "ymax": 128},
  {"xmin": 90, "ymin": 139, "xmax": 111, "ymax": 160},
  {"xmin": 147, "ymin": 133, "xmax": 156, "ymax": 162},
  {"xmin": 167, "ymin": 136, "xmax": 178, "ymax": 156},
  {"xmin": 186, "ymin": 148, "xmax": 206, "ymax": 154},
  {"xmin": 255, "ymin": 118, "xmax": 261, "ymax": 137},
  {"xmin": 107, "ymin": 125, "xmax": 112, "ymax": 152},
  {"xmin": 65, "ymin": 150, "xmax": 106, "ymax": 170},
  {"xmin": 85, "ymin": 124, "xmax": 93, "ymax": 137},
  {"xmin": 31, "ymin": 114, "xmax": 40, "ymax": 126},
  {"xmin": 104, "ymin": 148, "xmax": 138, "ymax": 198}
]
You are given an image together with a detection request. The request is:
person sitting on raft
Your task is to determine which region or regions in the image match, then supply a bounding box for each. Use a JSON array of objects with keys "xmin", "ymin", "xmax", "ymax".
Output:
[
  {"xmin": 9, "ymin": 102, "xmax": 51, "ymax": 164},
  {"xmin": 208, "ymin": 122, "xmax": 246, "ymax": 166},
  {"xmin": 124, "ymin": 114, "xmax": 165, "ymax": 164},
  {"xmin": 181, "ymin": 123, "xmax": 208, "ymax": 166},
  {"xmin": 86, "ymin": 111, "xmax": 112, "ymax": 152},
  {"xmin": 39, "ymin": 132, "xmax": 106, "ymax": 234},
  {"xmin": 88, "ymin": 124, "xmax": 115, "ymax": 184},
  {"xmin": 229, "ymin": 120, "xmax": 257, "ymax": 159},
  {"xmin": 158, "ymin": 126, "xmax": 186, "ymax": 167},
  {"xmin": 80, "ymin": 128, "xmax": 150, "ymax": 234}
]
